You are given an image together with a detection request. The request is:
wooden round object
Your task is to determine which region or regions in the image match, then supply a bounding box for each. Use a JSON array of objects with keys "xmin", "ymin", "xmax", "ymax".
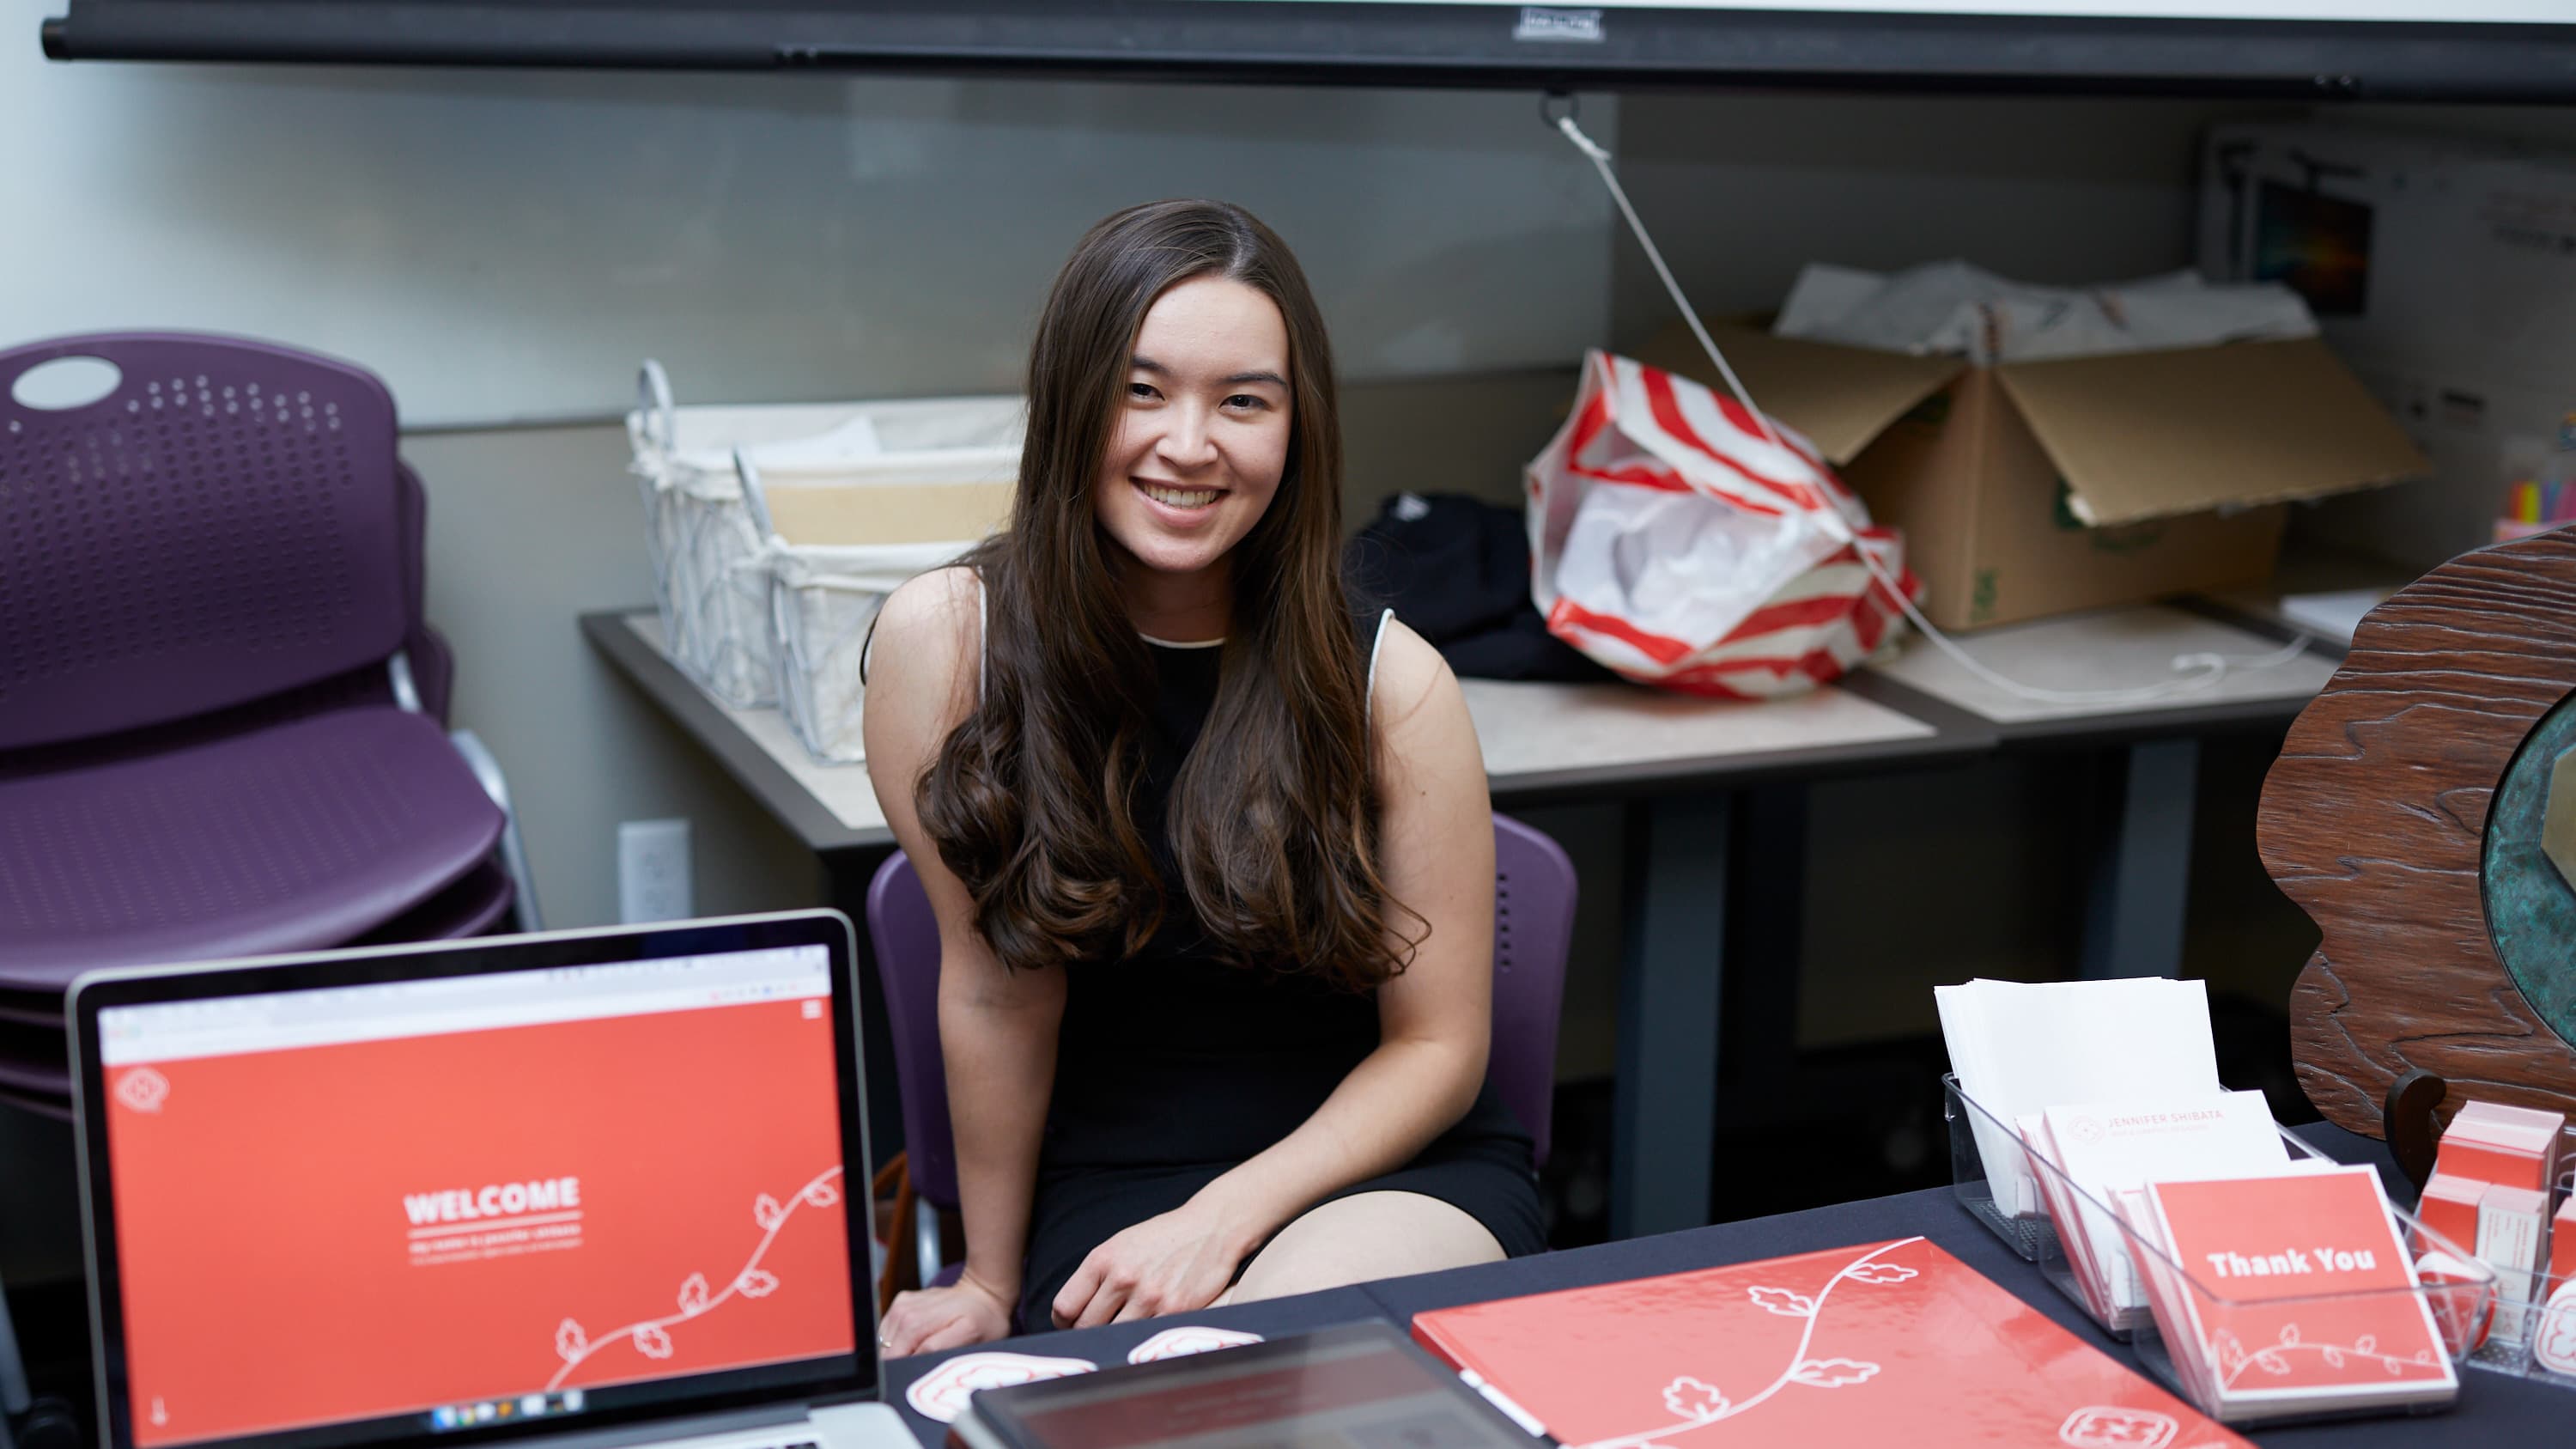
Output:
[{"xmin": 2263, "ymin": 528, "xmax": 2576, "ymax": 1137}]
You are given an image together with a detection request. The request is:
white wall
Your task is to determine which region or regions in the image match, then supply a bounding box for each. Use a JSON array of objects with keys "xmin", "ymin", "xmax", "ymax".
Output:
[
  {"xmin": 1606, "ymin": 91, "xmax": 2296, "ymax": 347},
  {"xmin": 3, "ymin": 0, "xmax": 1616, "ymax": 425}
]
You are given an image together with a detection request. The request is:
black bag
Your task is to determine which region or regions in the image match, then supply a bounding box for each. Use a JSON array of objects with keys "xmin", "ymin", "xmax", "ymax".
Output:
[{"xmin": 1348, "ymin": 493, "xmax": 1615, "ymax": 685}]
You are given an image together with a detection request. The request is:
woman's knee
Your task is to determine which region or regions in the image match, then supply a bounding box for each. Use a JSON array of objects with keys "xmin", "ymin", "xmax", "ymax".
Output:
[{"xmin": 1226, "ymin": 1190, "xmax": 1504, "ymax": 1305}]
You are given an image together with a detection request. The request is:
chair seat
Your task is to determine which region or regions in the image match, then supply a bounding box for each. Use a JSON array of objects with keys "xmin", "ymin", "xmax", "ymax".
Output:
[
  {"xmin": 0, "ymin": 1086, "xmax": 70, "ymax": 1123},
  {"xmin": 353, "ymin": 857, "xmax": 514, "ymax": 945},
  {"xmin": 0, "ymin": 706, "xmax": 502, "ymax": 986},
  {"xmin": 0, "ymin": 1053, "xmax": 65, "ymax": 1102}
]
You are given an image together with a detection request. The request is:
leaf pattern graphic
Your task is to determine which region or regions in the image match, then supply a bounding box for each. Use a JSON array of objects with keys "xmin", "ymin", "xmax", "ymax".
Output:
[
  {"xmin": 2278, "ymin": 1324, "xmax": 2300, "ymax": 1347},
  {"xmin": 1660, "ymin": 1377, "xmax": 1727, "ymax": 1419},
  {"xmin": 2253, "ymin": 1350, "xmax": 2289, "ymax": 1376},
  {"xmin": 1747, "ymin": 1287, "xmax": 1815, "ymax": 1318},
  {"xmin": 2354, "ymin": 1335, "xmax": 2376, "ymax": 1354},
  {"xmin": 2321, "ymin": 1346, "xmax": 2345, "ymax": 1367},
  {"xmin": 539, "ymin": 1168, "xmax": 840, "ymax": 1396},
  {"xmin": 1789, "ymin": 1358, "xmax": 1879, "ymax": 1388},
  {"xmin": 1844, "ymin": 1262, "xmax": 1917, "ymax": 1285}
]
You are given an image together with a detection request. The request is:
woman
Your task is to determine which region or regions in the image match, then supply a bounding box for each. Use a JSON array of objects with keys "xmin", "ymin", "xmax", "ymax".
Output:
[{"xmin": 866, "ymin": 199, "xmax": 1545, "ymax": 1356}]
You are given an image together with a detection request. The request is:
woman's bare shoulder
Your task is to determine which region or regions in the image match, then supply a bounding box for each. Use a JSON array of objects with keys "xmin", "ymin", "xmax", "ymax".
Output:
[
  {"xmin": 1367, "ymin": 616, "xmax": 1461, "ymax": 736},
  {"xmin": 865, "ymin": 567, "xmax": 984, "ymax": 759},
  {"xmin": 875, "ymin": 565, "xmax": 984, "ymax": 654}
]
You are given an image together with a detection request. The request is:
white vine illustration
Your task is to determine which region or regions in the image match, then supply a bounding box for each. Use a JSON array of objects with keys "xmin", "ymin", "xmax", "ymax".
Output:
[
  {"xmin": 546, "ymin": 1166, "xmax": 844, "ymax": 1389},
  {"xmin": 2207, "ymin": 1324, "xmax": 2439, "ymax": 1389},
  {"xmin": 1573, "ymin": 1237, "xmax": 1924, "ymax": 1449}
]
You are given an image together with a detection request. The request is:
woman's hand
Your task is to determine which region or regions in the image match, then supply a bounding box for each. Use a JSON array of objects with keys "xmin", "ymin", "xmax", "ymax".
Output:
[
  {"xmin": 1051, "ymin": 1199, "xmax": 1250, "ymax": 1330},
  {"xmin": 878, "ymin": 1269, "xmax": 1016, "ymax": 1358}
]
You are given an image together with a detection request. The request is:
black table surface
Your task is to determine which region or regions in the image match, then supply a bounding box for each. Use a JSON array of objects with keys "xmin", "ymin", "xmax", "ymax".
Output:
[{"xmin": 880, "ymin": 1121, "xmax": 2569, "ymax": 1446}]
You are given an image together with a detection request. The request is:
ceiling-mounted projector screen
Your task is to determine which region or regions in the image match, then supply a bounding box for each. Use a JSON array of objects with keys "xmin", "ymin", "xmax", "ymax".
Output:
[{"xmin": 39, "ymin": 2, "xmax": 2576, "ymax": 99}]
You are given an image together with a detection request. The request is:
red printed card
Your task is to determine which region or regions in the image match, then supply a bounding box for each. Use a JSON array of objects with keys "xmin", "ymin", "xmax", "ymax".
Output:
[
  {"xmin": 101, "ymin": 998, "xmax": 854, "ymax": 1447},
  {"xmin": 2137, "ymin": 1166, "xmax": 2454, "ymax": 1417},
  {"xmin": 1412, "ymin": 1237, "xmax": 2249, "ymax": 1449}
]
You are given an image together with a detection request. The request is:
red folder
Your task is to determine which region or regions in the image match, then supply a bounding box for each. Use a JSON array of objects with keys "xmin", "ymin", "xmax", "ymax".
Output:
[{"xmin": 1412, "ymin": 1237, "xmax": 2248, "ymax": 1449}]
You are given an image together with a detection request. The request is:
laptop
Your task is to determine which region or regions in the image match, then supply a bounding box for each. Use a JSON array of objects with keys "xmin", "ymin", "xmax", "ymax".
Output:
[{"xmin": 68, "ymin": 911, "xmax": 915, "ymax": 1449}]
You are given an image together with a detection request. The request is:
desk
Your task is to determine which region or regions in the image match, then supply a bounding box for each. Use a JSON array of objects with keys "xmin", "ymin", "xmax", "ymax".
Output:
[
  {"xmin": 881, "ymin": 1123, "xmax": 2569, "ymax": 1447},
  {"xmin": 1853, "ymin": 604, "xmax": 2344, "ymax": 982},
  {"xmin": 582, "ymin": 602, "xmax": 2328, "ymax": 1239},
  {"xmin": 584, "ymin": 608, "xmax": 1987, "ymax": 1240}
]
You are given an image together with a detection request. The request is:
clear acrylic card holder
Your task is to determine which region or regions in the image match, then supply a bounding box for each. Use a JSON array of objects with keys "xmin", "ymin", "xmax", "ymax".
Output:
[
  {"xmin": 1943, "ymin": 1075, "xmax": 2496, "ymax": 1427},
  {"xmin": 2458, "ymin": 1128, "xmax": 2576, "ymax": 1385}
]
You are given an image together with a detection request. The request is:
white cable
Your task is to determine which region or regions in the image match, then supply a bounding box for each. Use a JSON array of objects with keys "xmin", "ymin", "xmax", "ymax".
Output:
[{"xmin": 1552, "ymin": 111, "xmax": 2316, "ymax": 708}]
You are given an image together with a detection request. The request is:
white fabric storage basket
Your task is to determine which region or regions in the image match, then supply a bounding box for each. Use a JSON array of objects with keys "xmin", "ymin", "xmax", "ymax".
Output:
[
  {"xmin": 738, "ymin": 454, "xmax": 1014, "ymax": 764},
  {"xmin": 626, "ymin": 360, "xmax": 1023, "ymax": 709}
]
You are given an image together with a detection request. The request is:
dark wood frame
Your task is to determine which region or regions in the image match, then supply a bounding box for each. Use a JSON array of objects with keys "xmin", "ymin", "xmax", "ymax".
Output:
[{"xmin": 2266, "ymin": 529, "xmax": 2576, "ymax": 1138}]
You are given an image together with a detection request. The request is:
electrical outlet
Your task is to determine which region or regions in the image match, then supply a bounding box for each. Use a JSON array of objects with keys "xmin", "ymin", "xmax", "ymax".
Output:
[{"xmin": 617, "ymin": 818, "xmax": 692, "ymax": 923}]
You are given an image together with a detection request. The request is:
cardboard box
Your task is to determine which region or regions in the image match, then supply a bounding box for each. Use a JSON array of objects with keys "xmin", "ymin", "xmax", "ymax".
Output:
[
  {"xmin": 2198, "ymin": 123, "xmax": 2576, "ymax": 570},
  {"xmin": 1638, "ymin": 321, "xmax": 2425, "ymax": 631}
]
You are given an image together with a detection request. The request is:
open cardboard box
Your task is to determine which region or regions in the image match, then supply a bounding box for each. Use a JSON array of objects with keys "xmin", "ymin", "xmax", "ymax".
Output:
[{"xmin": 1637, "ymin": 322, "xmax": 2429, "ymax": 630}]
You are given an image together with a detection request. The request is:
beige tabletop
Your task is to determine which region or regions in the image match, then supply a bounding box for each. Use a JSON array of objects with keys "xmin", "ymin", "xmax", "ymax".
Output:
[
  {"xmin": 625, "ymin": 614, "xmax": 895, "ymax": 835},
  {"xmin": 1459, "ymin": 676, "xmax": 1935, "ymax": 788},
  {"xmin": 620, "ymin": 613, "xmax": 1947, "ymax": 836},
  {"xmin": 1862, "ymin": 603, "xmax": 2342, "ymax": 726}
]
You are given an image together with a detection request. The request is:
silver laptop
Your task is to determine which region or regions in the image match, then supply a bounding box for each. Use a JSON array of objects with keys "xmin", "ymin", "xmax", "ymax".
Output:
[{"xmin": 68, "ymin": 911, "xmax": 914, "ymax": 1449}]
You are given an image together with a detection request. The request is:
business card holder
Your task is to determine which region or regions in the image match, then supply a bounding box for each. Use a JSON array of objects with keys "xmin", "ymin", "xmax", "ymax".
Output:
[{"xmin": 1946, "ymin": 1075, "xmax": 2492, "ymax": 1426}]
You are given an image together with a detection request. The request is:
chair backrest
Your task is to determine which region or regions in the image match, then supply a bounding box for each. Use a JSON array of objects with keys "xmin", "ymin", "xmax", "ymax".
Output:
[
  {"xmin": 1490, "ymin": 813, "xmax": 1578, "ymax": 1167},
  {"xmin": 866, "ymin": 848, "xmax": 959, "ymax": 1210},
  {"xmin": 0, "ymin": 332, "xmax": 410, "ymax": 749},
  {"xmin": 866, "ymin": 813, "xmax": 1579, "ymax": 1213}
]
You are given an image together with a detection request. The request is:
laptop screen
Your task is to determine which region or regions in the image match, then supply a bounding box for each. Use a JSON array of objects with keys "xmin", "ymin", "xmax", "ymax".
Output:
[{"xmin": 75, "ymin": 918, "xmax": 871, "ymax": 1449}]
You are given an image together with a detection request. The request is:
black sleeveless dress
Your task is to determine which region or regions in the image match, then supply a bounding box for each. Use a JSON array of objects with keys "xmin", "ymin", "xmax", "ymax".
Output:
[{"xmin": 1015, "ymin": 615, "xmax": 1546, "ymax": 1329}]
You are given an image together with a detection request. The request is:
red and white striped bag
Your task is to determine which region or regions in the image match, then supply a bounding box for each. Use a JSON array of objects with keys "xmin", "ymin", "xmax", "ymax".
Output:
[{"xmin": 1528, "ymin": 350, "xmax": 1920, "ymax": 699}]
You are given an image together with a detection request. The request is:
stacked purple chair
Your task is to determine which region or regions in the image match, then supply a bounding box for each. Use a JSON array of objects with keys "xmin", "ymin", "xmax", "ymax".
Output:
[
  {"xmin": 866, "ymin": 813, "xmax": 1578, "ymax": 1296},
  {"xmin": 0, "ymin": 333, "xmax": 541, "ymax": 1119}
]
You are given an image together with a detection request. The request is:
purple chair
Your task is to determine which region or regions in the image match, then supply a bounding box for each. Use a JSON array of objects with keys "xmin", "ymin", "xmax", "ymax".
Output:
[
  {"xmin": 866, "ymin": 812, "xmax": 1578, "ymax": 1287},
  {"xmin": 0, "ymin": 333, "xmax": 541, "ymax": 1096}
]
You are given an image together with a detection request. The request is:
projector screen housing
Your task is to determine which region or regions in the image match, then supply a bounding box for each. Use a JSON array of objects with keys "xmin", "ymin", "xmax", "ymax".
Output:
[{"xmin": 35, "ymin": 2, "xmax": 2576, "ymax": 100}]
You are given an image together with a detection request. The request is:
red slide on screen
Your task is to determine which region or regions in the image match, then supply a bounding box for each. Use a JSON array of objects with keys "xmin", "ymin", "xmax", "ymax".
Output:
[{"xmin": 103, "ymin": 999, "xmax": 855, "ymax": 1448}]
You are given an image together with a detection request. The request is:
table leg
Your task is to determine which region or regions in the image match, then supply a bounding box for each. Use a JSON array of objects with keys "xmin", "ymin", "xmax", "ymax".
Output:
[
  {"xmin": 2079, "ymin": 739, "xmax": 2200, "ymax": 980},
  {"xmin": 1612, "ymin": 790, "xmax": 1732, "ymax": 1239},
  {"xmin": 1722, "ymin": 785, "xmax": 1806, "ymax": 1093}
]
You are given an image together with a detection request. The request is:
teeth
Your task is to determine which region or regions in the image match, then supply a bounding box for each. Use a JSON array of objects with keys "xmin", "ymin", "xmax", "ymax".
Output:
[{"xmin": 1141, "ymin": 484, "xmax": 1220, "ymax": 509}]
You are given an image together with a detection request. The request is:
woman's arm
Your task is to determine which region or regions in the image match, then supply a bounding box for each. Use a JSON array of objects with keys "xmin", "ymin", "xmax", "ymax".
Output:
[
  {"xmin": 1050, "ymin": 619, "xmax": 1494, "ymax": 1327},
  {"xmin": 866, "ymin": 569, "xmax": 1069, "ymax": 1355}
]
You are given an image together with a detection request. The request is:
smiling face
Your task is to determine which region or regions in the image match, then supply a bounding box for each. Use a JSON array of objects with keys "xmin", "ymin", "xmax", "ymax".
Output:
[{"xmin": 1091, "ymin": 274, "xmax": 1293, "ymax": 593}]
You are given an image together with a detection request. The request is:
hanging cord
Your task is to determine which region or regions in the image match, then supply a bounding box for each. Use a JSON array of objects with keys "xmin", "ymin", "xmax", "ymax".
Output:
[{"xmin": 1550, "ymin": 105, "xmax": 2313, "ymax": 708}]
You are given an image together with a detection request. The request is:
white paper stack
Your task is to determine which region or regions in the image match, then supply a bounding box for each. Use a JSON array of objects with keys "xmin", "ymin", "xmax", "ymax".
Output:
[{"xmin": 1937, "ymin": 977, "xmax": 2223, "ymax": 1220}]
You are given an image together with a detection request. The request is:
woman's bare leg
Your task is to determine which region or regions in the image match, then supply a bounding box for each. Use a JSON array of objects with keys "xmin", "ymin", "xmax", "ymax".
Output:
[{"xmin": 1214, "ymin": 1190, "xmax": 1504, "ymax": 1306}]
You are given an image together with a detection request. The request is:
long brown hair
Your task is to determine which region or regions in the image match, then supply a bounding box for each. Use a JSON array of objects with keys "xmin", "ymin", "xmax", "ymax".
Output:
[{"xmin": 916, "ymin": 198, "xmax": 1416, "ymax": 990}]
